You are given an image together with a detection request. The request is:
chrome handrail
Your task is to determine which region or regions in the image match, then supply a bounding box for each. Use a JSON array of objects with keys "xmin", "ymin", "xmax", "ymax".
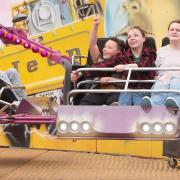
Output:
[
  {"xmin": 75, "ymin": 67, "xmax": 180, "ymax": 88},
  {"xmin": 68, "ymin": 67, "xmax": 180, "ymax": 104},
  {"xmin": 75, "ymin": 67, "xmax": 180, "ymax": 73},
  {"xmin": 77, "ymin": 79, "xmax": 156, "ymax": 89},
  {"xmin": 67, "ymin": 89, "xmax": 180, "ymax": 105},
  {"xmin": 0, "ymin": 86, "xmax": 25, "ymax": 99}
]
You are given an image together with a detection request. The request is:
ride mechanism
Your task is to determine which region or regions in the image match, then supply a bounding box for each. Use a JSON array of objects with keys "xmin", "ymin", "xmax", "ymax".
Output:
[
  {"xmin": 0, "ymin": 24, "xmax": 71, "ymax": 124},
  {"xmin": 0, "ymin": 24, "xmax": 180, "ymax": 140},
  {"xmin": 0, "ymin": 25, "xmax": 180, "ymax": 168},
  {"xmin": 0, "ymin": 24, "xmax": 71, "ymax": 66}
]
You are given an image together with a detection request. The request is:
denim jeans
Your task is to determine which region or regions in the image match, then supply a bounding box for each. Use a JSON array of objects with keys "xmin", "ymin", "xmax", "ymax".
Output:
[
  {"xmin": 0, "ymin": 68, "xmax": 26, "ymax": 100},
  {"xmin": 151, "ymin": 77, "xmax": 180, "ymax": 106},
  {"xmin": 118, "ymin": 92, "xmax": 150, "ymax": 106}
]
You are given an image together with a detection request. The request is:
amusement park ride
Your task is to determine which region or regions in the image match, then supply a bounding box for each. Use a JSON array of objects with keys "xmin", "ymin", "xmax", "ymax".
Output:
[{"xmin": 0, "ymin": 0, "xmax": 179, "ymax": 169}]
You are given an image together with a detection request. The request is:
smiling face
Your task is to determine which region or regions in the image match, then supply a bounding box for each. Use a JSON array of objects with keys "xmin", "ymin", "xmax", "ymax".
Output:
[
  {"xmin": 127, "ymin": 28, "xmax": 145, "ymax": 50},
  {"xmin": 102, "ymin": 40, "xmax": 120, "ymax": 59},
  {"xmin": 168, "ymin": 22, "xmax": 180, "ymax": 43}
]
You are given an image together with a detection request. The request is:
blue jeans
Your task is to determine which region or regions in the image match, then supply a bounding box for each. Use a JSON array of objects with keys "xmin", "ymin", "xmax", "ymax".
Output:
[
  {"xmin": 118, "ymin": 92, "xmax": 150, "ymax": 106},
  {"xmin": 151, "ymin": 77, "xmax": 180, "ymax": 106},
  {"xmin": 0, "ymin": 68, "xmax": 26, "ymax": 100}
]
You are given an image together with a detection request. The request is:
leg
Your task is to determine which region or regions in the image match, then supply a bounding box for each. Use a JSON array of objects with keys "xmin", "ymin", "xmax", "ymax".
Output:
[
  {"xmin": 151, "ymin": 80, "xmax": 170, "ymax": 105},
  {"xmin": 118, "ymin": 92, "xmax": 133, "ymax": 106},
  {"xmin": 5, "ymin": 68, "xmax": 26, "ymax": 99},
  {"xmin": 106, "ymin": 93, "xmax": 119, "ymax": 105},
  {"xmin": 166, "ymin": 77, "xmax": 180, "ymax": 107},
  {"xmin": 133, "ymin": 92, "xmax": 150, "ymax": 106},
  {"xmin": 79, "ymin": 93, "xmax": 107, "ymax": 105}
]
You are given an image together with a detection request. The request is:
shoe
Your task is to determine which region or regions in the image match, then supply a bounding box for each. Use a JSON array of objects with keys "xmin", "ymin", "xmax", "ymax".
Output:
[
  {"xmin": 165, "ymin": 97, "xmax": 178, "ymax": 108},
  {"xmin": 140, "ymin": 96, "xmax": 152, "ymax": 108},
  {"xmin": 111, "ymin": 102, "xmax": 120, "ymax": 106}
]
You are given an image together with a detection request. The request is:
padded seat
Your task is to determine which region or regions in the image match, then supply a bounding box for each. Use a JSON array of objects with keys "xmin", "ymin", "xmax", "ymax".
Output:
[{"xmin": 162, "ymin": 37, "xmax": 169, "ymax": 46}]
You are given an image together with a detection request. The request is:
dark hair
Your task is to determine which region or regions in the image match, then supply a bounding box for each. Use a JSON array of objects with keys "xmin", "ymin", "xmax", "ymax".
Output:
[
  {"xmin": 168, "ymin": 20, "xmax": 180, "ymax": 30},
  {"xmin": 108, "ymin": 37, "xmax": 125, "ymax": 51},
  {"xmin": 128, "ymin": 26, "xmax": 146, "ymax": 37}
]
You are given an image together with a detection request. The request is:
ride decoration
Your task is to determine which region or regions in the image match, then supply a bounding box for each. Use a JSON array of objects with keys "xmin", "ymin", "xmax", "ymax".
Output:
[{"xmin": 0, "ymin": 24, "xmax": 71, "ymax": 66}]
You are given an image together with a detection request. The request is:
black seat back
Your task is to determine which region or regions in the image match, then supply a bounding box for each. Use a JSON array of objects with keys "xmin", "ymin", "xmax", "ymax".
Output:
[
  {"xmin": 162, "ymin": 37, "xmax": 170, "ymax": 46},
  {"xmin": 86, "ymin": 38, "xmax": 108, "ymax": 65}
]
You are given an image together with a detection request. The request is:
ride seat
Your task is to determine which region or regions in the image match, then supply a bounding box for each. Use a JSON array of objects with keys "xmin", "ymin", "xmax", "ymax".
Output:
[
  {"xmin": 162, "ymin": 37, "xmax": 169, "ymax": 46},
  {"xmin": 87, "ymin": 38, "xmax": 108, "ymax": 65},
  {"xmin": 63, "ymin": 38, "xmax": 125, "ymax": 104}
]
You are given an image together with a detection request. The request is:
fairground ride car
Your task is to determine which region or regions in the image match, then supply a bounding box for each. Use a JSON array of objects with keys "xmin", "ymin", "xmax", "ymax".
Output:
[
  {"xmin": 0, "ymin": 25, "xmax": 179, "ymax": 168},
  {"xmin": 0, "ymin": 0, "xmax": 180, "ymax": 169},
  {"xmin": 56, "ymin": 67, "xmax": 180, "ymax": 168}
]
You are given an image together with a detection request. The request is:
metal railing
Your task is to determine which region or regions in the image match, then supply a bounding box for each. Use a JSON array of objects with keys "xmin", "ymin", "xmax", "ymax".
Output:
[
  {"xmin": 0, "ymin": 85, "xmax": 25, "ymax": 112},
  {"xmin": 67, "ymin": 67, "xmax": 180, "ymax": 105}
]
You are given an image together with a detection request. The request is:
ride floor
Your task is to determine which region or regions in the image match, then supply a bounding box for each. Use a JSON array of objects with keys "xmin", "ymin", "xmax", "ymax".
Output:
[{"xmin": 0, "ymin": 147, "xmax": 179, "ymax": 179}]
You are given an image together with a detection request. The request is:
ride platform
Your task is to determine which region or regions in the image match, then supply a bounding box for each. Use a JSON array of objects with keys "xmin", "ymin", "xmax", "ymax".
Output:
[{"xmin": 0, "ymin": 147, "xmax": 179, "ymax": 179}]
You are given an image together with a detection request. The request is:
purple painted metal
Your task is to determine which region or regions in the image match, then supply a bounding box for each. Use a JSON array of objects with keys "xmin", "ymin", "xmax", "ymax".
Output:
[
  {"xmin": 6, "ymin": 33, "xmax": 13, "ymax": 41},
  {"xmin": 41, "ymin": 50, "xmax": 48, "ymax": 57},
  {"xmin": 0, "ymin": 114, "xmax": 56, "ymax": 124},
  {"xmin": 56, "ymin": 106, "xmax": 180, "ymax": 140},
  {"xmin": 0, "ymin": 24, "xmax": 71, "ymax": 65},
  {"xmin": 0, "ymin": 29, "xmax": 4, "ymax": 37},
  {"xmin": 32, "ymin": 46, "xmax": 39, "ymax": 53},
  {"xmin": 15, "ymin": 38, "xmax": 22, "ymax": 44},
  {"xmin": 23, "ymin": 42, "xmax": 31, "ymax": 49}
]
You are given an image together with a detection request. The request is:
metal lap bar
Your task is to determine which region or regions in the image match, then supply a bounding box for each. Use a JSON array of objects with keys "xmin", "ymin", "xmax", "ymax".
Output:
[
  {"xmin": 75, "ymin": 67, "xmax": 180, "ymax": 89},
  {"xmin": 69, "ymin": 67, "xmax": 180, "ymax": 104},
  {"xmin": 0, "ymin": 114, "xmax": 56, "ymax": 124},
  {"xmin": 77, "ymin": 80, "xmax": 156, "ymax": 88},
  {"xmin": 76, "ymin": 67, "xmax": 180, "ymax": 71},
  {"xmin": 68, "ymin": 89, "xmax": 180, "ymax": 105},
  {"xmin": 0, "ymin": 99, "xmax": 13, "ymax": 112},
  {"xmin": 0, "ymin": 86, "xmax": 25, "ymax": 99}
]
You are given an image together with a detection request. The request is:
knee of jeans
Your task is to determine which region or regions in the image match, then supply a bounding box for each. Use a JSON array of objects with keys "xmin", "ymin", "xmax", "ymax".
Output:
[
  {"xmin": 6, "ymin": 68, "xmax": 18, "ymax": 76},
  {"xmin": 119, "ymin": 94, "xmax": 132, "ymax": 105},
  {"xmin": 153, "ymin": 80, "xmax": 170, "ymax": 89},
  {"xmin": 10, "ymin": 68, "xmax": 18, "ymax": 74}
]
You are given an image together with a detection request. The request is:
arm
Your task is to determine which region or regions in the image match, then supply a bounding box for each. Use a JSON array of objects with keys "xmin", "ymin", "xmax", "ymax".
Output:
[
  {"xmin": 115, "ymin": 64, "xmax": 138, "ymax": 72},
  {"xmin": 83, "ymin": 52, "xmax": 126, "ymax": 78},
  {"xmin": 100, "ymin": 76, "xmax": 121, "ymax": 84},
  {"xmin": 89, "ymin": 16, "xmax": 101, "ymax": 63},
  {"xmin": 89, "ymin": 16, "xmax": 102, "ymax": 63},
  {"xmin": 71, "ymin": 52, "xmax": 125, "ymax": 81}
]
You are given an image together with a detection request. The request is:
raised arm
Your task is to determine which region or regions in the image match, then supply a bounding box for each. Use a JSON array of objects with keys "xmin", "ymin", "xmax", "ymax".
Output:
[{"xmin": 89, "ymin": 16, "xmax": 102, "ymax": 63}]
